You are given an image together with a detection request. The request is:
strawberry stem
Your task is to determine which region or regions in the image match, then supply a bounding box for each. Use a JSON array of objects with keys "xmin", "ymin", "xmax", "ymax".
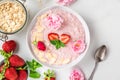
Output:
[
  {"xmin": 32, "ymin": 40, "xmax": 37, "ymax": 45},
  {"xmin": 44, "ymin": 69, "xmax": 55, "ymax": 79},
  {"xmin": 0, "ymin": 50, "xmax": 12, "ymax": 79}
]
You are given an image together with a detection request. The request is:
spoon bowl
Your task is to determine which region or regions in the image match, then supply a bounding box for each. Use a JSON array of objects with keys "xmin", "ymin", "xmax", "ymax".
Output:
[{"xmin": 95, "ymin": 45, "xmax": 107, "ymax": 62}]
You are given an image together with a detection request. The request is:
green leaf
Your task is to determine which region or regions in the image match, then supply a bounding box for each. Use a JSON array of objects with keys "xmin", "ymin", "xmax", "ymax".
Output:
[
  {"xmin": 26, "ymin": 59, "xmax": 42, "ymax": 71},
  {"xmin": 0, "ymin": 50, "xmax": 12, "ymax": 79},
  {"xmin": 26, "ymin": 59, "xmax": 42, "ymax": 79},
  {"xmin": 32, "ymin": 59, "xmax": 42, "ymax": 70},
  {"xmin": 50, "ymin": 40, "xmax": 65, "ymax": 49},
  {"xmin": 0, "ymin": 50, "xmax": 12, "ymax": 58},
  {"xmin": 50, "ymin": 40, "xmax": 57, "ymax": 45},
  {"xmin": 60, "ymin": 41, "xmax": 65, "ymax": 47},
  {"xmin": 16, "ymin": 64, "xmax": 28, "ymax": 70},
  {"xmin": 44, "ymin": 69, "xmax": 55, "ymax": 77},
  {"xmin": 29, "ymin": 70, "xmax": 41, "ymax": 78},
  {"xmin": 56, "ymin": 44, "xmax": 60, "ymax": 49},
  {"xmin": 26, "ymin": 61, "xmax": 34, "ymax": 71},
  {"xmin": 33, "ymin": 40, "xmax": 37, "ymax": 45}
]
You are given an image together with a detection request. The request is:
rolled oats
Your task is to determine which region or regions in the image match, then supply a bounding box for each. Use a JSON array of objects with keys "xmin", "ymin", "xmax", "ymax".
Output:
[{"xmin": 0, "ymin": 1, "xmax": 26, "ymax": 33}]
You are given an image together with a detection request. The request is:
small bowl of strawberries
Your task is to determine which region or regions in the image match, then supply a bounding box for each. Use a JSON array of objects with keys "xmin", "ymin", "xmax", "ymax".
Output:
[
  {"xmin": 0, "ymin": 40, "xmax": 28, "ymax": 80},
  {"xmin": 0, "ymin": 54, "xmax": 28, "ymax": 80}
]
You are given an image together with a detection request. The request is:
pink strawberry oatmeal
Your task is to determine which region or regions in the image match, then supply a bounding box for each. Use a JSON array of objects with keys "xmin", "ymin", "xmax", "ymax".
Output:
[
  {"xmin": 31, "ymin": 7, "xmax": 86, "ymax": 66},
  {"xmin": 56, "ymin": 0, "xmax": 76, "ymax": 6},
  {"xmin": 70, "ymin": 69, "xmax": 84, "ymax": 80}
]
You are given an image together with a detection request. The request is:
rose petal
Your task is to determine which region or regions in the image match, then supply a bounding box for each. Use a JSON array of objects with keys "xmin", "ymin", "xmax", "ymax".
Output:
[
  {"xmin": 70, "ymin": 69, "xmax": 84, "ymax": 80},
  {"xmin": 72, "ymin": 40, "xmax": 86, "ymax": 54},
  {"xmin": 56, "ymin": 0, "xmax": 76, "ymax": 6},
  {"xmin": 44, "ymin": 14, "xmax": 63, "ymax": 30}
]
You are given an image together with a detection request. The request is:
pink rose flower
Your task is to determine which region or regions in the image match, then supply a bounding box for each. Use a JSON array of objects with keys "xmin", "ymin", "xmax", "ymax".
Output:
[
  {"xmin": 70, "ymin": 69, "xmax": 84, "ymax": 80},
  {"xmin": 44, "ymin": 14, "xmax": 63, "ymax": 30},
  {"xmin": 72, "ymin": 40, "xmax": 86, "ymax": 54},
  {"xmin": 56, "ymin": 0, "xmax": 76, "ymax": 6}
]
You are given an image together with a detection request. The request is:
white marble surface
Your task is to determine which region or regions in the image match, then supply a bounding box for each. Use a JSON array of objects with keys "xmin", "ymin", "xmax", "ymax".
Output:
[{"xmin": 1, "ymin": 0, "xmax": 120, "ymax": 80}]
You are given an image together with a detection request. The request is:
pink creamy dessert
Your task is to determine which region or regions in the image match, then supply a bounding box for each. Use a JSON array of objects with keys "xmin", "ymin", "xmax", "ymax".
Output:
[{"xmin": 31, "ymin": 7, "xmax": 86, "ymax": 66}]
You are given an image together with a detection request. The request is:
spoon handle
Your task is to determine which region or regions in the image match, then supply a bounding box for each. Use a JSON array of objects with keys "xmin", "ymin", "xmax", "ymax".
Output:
[{"xmin": 88, "ymin": 61, "xmax": 99, "ymax": 80}]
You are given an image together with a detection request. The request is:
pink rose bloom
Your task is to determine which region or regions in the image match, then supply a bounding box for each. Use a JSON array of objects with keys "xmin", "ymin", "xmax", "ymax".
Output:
[
  {"xmin": 70, "ymin": 69, "xmax": 84, "ymax": 80},
  {"xmin": 57, "ymin": 0, "xmax": 76, "ymax": 6},
  {"xmin": 44, "ymin": 14, "xmax": 63, "ymax": 30},
  {"xmin": 72, "ymin": 40, "xmax": 86, "ymax": 54}
]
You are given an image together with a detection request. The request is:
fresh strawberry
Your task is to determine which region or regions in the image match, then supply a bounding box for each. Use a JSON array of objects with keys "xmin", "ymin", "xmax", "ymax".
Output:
[
  {"xmin": 45, "ymin": 77, "xmax": 55, "ymax": 80},
  {"xmin": 3, "ymin": 78, "xmax": 9, "ymax": 80},
  {"xmin": 44, "ymin": 69, "xmax": 56, "ymax": 80},
  {"xmin": 37, "ymin": 41, "xmax": 46, "ymax": 51},
  {"xmin": 17, "ymin": 70, "xmax": 28, "ymax": 80},
  {"xmin": 50, "ymin": 77, "xmax": 55, "ymax": 80},
  {"xmin": 9, "ymin": 55, "xmax": 25, "ymax": 67},
  {"xmin": 48, "ymin": 33, "xmax": 59, "ymax": 41},
  {"xmin": 2, "ymin": 40, "xmax": 17, "ymax": 53},
  {"xmin": 4, "ymin": 67, "xmax": 18, "ymax": 80},
  {"xmin": 60, "ymin": 34, "xmax": 71, "ymax": 44}
]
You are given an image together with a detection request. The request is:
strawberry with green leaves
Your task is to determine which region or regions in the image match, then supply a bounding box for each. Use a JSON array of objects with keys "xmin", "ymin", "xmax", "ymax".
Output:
[
  {"xmin": 44, "ymin": 69, "xmax": 56, "ymax": 80},
  {"xmin": 2, "ymin": 40, "xmax": 17, "ymax": 53},
  {"xmin": 33, "ymin": 40, "xmax": 46, "ymax": 51}
]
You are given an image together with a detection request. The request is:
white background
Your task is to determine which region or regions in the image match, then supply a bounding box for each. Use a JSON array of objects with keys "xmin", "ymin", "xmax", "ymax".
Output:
[{"xmin": 0, "ymin": 0, "xmax": 120, "ymax": 80}]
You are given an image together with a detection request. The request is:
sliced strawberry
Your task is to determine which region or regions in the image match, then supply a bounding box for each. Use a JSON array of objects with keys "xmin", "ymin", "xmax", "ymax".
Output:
[
  {"xmin": 48, "ymin": 33, "xmax": 59, "ymax": 41},
  {"xmin": 60, "ymin": 34, "xmax": 71, "ymax": 44}
]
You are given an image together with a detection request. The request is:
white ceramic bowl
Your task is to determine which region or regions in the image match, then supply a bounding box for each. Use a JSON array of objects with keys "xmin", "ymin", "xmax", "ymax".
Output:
[{"xmin": 27, "ymin": 5, "xmax": 90, "ymax": 69}]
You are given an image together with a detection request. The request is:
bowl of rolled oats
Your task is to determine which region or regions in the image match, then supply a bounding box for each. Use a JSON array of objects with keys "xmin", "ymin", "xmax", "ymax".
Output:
[{"xmin": 0, "ymin": 0, "xmax": 27, "ymax": 34}]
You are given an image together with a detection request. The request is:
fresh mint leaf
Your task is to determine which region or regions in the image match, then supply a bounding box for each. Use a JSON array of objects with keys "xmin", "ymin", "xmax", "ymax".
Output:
[
  {"xmin": 27, "ymin": 59, "xmax": 42, "ymax": 71},
  {"xmin": 32, "ymin": 59, "xmax": 42, "ymax": 69},
  {"xmin": 50, "ymin": 40, "xmax": 65, "ymax": 49},
  {"xmin": 60, "ymin": 41, "xmax": 65, "ymax": 47},
  {"xmin": 26, "ymin": 59, "xmax": 42, "ymax": 79},
  {"xmin": 56, "ymin": 43, "xmax": 60, "ymax": 49},
  {"xmin": 29, "ymin": 70, "xmax": 41, "ymax": 78},
  {"xmin": 26, "ymin": 61, "xmax": 34, "ymax": 71},
  {"xmin": 50, "ymin": 40, "xmax": 57, "ymax": 45}
]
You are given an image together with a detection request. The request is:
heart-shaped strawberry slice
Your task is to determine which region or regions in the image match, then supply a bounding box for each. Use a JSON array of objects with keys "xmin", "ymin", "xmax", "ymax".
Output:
[
  {"xmin": 60, "ymin": 34, "xmax": 71, "ymax": 44},
  {"xmin": 48, "ymin": 33, "xmax": 59, "ymax": 41}
]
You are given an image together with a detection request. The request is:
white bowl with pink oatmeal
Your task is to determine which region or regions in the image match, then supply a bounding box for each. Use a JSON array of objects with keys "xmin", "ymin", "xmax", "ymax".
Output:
[{"xmin": 27, "ymin": 5, "xmax": 90, "ymax": 68}]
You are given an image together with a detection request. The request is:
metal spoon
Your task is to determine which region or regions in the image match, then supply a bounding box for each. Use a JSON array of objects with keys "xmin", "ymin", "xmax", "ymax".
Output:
[{"xmin": 88, "ymin": 45, "xmax": 107, "ymax": 80}]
